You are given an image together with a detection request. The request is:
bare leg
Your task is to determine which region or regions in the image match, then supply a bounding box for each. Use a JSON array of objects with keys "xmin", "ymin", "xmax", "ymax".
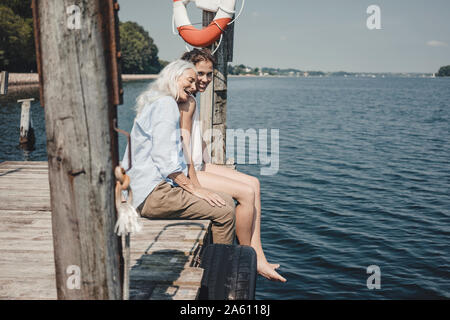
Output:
[
  {"xmin": 196, "ymin": 171, "xmax": 255, "ymax": 246},
  {"xmin": 198, "ymin": 164, "xmax": 286, "ymax": 282}
]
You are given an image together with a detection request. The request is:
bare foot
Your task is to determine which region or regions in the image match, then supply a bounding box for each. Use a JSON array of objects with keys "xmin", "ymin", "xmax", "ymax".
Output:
[{"xmin": 258, "ymin": 261, "xmax": 287, "ymax": 282}]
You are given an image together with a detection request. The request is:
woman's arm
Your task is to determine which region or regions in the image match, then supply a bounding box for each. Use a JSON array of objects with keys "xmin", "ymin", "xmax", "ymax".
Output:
[
  {"xmin": 168, "ymin": 171, "xmax": 225, "ymax": 207},
  {"xmin": 179, "ymin": 97, "xmax": 202, "ymax": 188},
  {"xmin": 177, "ymin": 98, "xmax": 226, "ymax": 207}
]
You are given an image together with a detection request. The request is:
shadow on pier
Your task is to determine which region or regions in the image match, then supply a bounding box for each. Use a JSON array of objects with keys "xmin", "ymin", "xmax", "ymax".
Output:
[{"xmin": 129, "ymin": 221, "xmax": 209, "ymax": 300}]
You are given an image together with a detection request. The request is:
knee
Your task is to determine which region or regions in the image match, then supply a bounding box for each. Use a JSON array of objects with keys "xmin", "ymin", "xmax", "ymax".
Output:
[
  {"xmin": 239, "ymin": 184, "xmax": 255, "ymax": 205},
  {"xmin": 218, "ymin": 194, "xmax": 236, "ymax": 223},
  {"xmin": 223, "ymin": 193, "xmax": 236, "ymax": 215}
]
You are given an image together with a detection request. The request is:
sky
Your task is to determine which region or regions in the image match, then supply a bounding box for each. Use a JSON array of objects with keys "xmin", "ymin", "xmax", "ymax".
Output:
[{"xmin": 119, "ymin": 0, "xmax": 450, "ymax": 73}]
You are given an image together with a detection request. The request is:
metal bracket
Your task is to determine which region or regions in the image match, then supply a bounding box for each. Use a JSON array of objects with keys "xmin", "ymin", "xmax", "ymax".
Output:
[{"xmin": 102, "ymin": 0, "xmax": 124, "ymax": 106}]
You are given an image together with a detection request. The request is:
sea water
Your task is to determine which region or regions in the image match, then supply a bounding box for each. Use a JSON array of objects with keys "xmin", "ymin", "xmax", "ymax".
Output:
[{"xmin": 1, "ymin": 76, "xmax": 449, "ymax": 299}]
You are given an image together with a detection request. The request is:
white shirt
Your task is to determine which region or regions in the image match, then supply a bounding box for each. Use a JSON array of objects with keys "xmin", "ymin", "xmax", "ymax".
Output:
[
  {"xmin": 191, "ymin": 98, "xmax": 211, "ymax": 171},
  {"xmin": 121, "ymin": 95, "xmax": 188, "ymax": 209}
]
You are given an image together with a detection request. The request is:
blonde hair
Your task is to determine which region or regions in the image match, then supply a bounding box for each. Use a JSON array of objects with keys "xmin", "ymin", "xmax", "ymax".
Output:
[{"xmin": 135, "ymin": 59, "xmax": 196, "ymax": 117}]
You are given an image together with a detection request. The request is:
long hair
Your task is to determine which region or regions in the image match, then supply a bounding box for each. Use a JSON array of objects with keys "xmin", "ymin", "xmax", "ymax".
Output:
[{"xmin": 135, "ymin": 59, "xmax": 197, "ymax": 117}]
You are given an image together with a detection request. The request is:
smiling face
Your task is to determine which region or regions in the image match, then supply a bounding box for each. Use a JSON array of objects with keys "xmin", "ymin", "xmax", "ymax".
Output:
[
  {"xmin": 194, "ymin": 60, "xmax": 213, "ymax": 93},
  {"xmin": 177, "ymin": 68, "xmax": 197, "ymax": 102}
]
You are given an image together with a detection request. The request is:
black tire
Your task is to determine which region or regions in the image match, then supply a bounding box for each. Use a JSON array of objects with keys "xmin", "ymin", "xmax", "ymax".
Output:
[{"xmin": 199, "ymin": 244, "xmax": 257, "ymax": 300}]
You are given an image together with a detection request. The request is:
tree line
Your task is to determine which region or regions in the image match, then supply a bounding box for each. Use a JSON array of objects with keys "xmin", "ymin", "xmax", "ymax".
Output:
[
  {"xmin": 0, "ymin": 0, "xmax": 165, "ymax": 74},
  {"xmin": 437, "ymin": 66, "xmax": 450, "ymax": 77}
]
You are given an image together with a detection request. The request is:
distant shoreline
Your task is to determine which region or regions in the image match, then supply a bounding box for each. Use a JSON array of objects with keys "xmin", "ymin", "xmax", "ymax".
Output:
[{"xmin": 5, "ymin": 72, "xmax": 440, "ymax": 86}]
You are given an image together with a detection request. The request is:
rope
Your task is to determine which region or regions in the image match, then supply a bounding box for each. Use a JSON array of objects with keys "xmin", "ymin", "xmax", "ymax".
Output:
[
  {"xmin": 211, "ymin": 34, "xmax": 223, "ymax": 55},
  {"xmin": 213, "ymin": 20, "xmax": 225, "ymax": 32},
  {"xmin": 114, "ymin": 166, "xmax": 142, "ymax": 300},
  {"xmin": 227, "ymin": 0, "xmax": 245, "ymax": 25}
]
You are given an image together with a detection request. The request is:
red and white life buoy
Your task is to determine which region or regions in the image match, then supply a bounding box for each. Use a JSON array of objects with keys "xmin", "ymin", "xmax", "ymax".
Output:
[{"xmin": 173, "ymin": 0, "xmax": 237, "ymax": 47}]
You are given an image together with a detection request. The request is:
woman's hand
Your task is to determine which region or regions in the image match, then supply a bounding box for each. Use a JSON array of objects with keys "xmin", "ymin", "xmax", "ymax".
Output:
[{"xmin": 192, "ymin": 186, "xmax": 227, "ymax": 207}]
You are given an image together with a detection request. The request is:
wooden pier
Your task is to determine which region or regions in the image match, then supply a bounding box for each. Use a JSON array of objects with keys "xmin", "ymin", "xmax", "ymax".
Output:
[{"xmin": 0, "ymin": 161, "xmax": 211, "ymax": 300}]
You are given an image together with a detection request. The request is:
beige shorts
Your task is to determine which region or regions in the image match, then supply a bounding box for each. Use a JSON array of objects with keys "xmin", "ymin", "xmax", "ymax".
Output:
[{"xmin": 139, "ymin": 181, "xmax": 236, "ymax": 244}]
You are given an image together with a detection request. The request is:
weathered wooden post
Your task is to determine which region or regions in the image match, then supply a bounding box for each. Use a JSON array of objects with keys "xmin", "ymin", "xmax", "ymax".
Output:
[
  {"xmin": 18, "ymin": 98, "xmax": 36, "ymax": 149},
  {"xmin": 0, "ymin": 71, "xmax": 8, "ymax": 95},
  {"xmin": 32, "ymin": 0, "xmax": 124, "ymax": 299},
  {"xmin": 201, "ymin": 11, "xmax": 234, "ymax": 165}
]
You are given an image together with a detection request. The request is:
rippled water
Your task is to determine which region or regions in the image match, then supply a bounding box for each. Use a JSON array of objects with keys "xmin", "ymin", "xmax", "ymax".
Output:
[
  {"xmin": 1, "ymin": 77, "xmax": 449, "ymax": 299},
  {"xmin": 227, "ymin": 77, "xmax": 450, "ymax": 299}
]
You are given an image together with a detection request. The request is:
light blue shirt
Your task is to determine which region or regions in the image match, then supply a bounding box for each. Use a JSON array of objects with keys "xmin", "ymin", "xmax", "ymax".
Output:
[{"xmin": 121, "ymin": 95, "xmax": 188, "ymax": 209}]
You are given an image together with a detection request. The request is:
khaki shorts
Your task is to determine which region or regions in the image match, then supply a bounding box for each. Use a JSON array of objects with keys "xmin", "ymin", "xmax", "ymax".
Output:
[{"xmin": 139, "ymin": 181, "xmax": 236, "ymax": 244}]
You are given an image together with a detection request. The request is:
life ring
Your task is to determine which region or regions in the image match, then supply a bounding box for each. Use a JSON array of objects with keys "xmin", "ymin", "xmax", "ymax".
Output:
[{"xmin": 173, "ymin": 0, "xmax": 236, "ymax": 47}]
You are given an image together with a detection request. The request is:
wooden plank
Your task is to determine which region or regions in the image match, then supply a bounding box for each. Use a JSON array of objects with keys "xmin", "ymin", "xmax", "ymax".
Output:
[
  {"xmin": 0, "ymin": 279, "xmax": 57, "ymax": 300},
  {"xmin": 201, "ymin": 11, "xmax": 233, "ymax": 165},
  {"xmin": 0, "ymin": 252, "xmax": 54, "ymax": 263},
  {"xmin": 33, "ymin": 0, "xmax": 123, "ymax": 299},
  {"xmin": 0, "ymin": 161, "xmax": 212, "ymax": 300},
  {"xmin": 0, "ymin": 204, "xmax": 51, "ymax": 211},
  {"xmin": 0, "ymin": 181, "xmax": 49, "ymax": 189},
  {"xmin": 0, "ymin": 191, "xmax": 50, "ymax": 198},
  {"xmin": 0, "ymin": 185, "xmax": 49, "ymax": 191},
  {"xmin": 0, "ymin": 171, "xmax": 49, "ymax": 176},
  {"xmin": 0, "ymin": 240, "xmax": 54, "ymax": 252},
  {"xmin": 0, "ymin": 198, "xmax": 50, "ymax": 205},
  {"xmin": 199, "ymin": 76, "xmax": 214, "ymax": 163},
  {"xmin": 0, "ymin": 174, "xmax": 49, "ymax": 179},
  {"xmin": 0, "ymin": 210, "xmax": 51, "ymax": 215},
  {"xmin": 0, "ymin": 266, "xmax": 55, "ymax": 279},
  {"xmin": 0, "ymin": 175, "xmax": 48, "ymax": 180},
  {"xmin": 0, "ymin": 161, "xmax": 48, "ymax": 168},
  {"xmin": 0, "ymin": 167, "xmax": 48, "ymax": 172},
  {"xmin": 0, "ymin": 188, "xmax": 49, "ymax": 194}
]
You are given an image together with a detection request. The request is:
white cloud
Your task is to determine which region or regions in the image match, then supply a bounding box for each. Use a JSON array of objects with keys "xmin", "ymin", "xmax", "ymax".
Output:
[
  {"xmin": 427, "ymin": 40, "xmax": 448, "ymax": 47},
  {"xmin": 280, "ymin": 35, "xmax": 288, "ymax": 41}
]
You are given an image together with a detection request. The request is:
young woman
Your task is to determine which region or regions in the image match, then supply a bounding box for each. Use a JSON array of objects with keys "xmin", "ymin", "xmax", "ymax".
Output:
[{"xmin": 178, "ymin": 49, "xmax": 286, "ymax": 283}]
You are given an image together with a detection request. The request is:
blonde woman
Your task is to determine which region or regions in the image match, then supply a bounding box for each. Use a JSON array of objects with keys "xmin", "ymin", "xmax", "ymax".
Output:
[{"xmin": 122, "ymin": 60, "xmax": 237, "ymax": 245}]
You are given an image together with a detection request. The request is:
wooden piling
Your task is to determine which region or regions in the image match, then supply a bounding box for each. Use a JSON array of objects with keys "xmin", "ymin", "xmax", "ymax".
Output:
[
  {"xmin": 0, "ymin": 71, "xmax": 8, "ymax": 95},
  {"xmin": 18, "ymin": 98, "xmax": 35, "ymax": 148},
  {"xmin": 32, "ymin": 0, "xmax": 123, "ymax": 299},
  {"xmin": 201, "ymin": 11, "xmax": 234, "ymax": 165}
]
